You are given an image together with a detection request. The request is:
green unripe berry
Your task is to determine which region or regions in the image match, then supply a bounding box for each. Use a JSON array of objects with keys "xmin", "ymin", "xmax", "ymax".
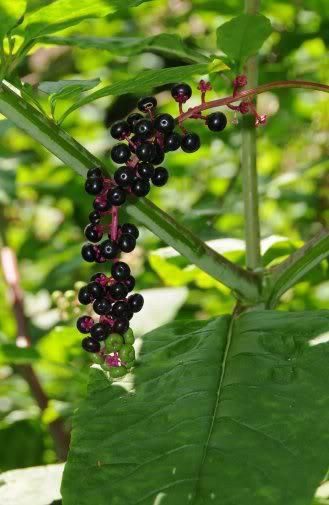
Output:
[
  {"xmin": 119, "ymin": 344, "xmax": 135, "ymax": 363},
  {"xmin": 125, "ymin": 360, "xmax": 135, "ymax": 370},
  {"xmin": 110, "ymin": 366, "xmax": 127, "ymax": 378},
  {"xmin": 74, "ymin": 281, "xmax": 86, "ymax": 291},
  {"xmin": 106, "ymin": 333, "xmax": 124, "ymax": 352},
  {"xmin": 51, "ymin": 290, "xmax": 62, "ymax": 303},
  {"xmin": 65, "ymin": 290, "xmax": 76, "ymax": 301},
  {"xmin": 124, "ymin": 328, "xmax": 135, "ymax": 345}
]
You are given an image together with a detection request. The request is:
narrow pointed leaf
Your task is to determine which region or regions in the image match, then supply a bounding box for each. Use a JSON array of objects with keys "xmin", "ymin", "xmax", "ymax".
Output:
[
  {"xmin": 62, "ymin": 310, "xmax": 329, "ymax": 505},
  {"xmin": 0, "ymin": 0, "xmax": 26, "ymax": 42}
]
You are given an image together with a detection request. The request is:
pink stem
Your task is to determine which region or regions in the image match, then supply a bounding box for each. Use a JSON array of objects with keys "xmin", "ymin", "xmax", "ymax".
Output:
[{"xmin": 111, "ymin": 206, "xmax": 119, "ymax": 241}]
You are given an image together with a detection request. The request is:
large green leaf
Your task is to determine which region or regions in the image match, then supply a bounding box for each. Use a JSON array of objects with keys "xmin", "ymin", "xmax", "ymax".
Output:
[
  {"xmin": 41, "ymin": 33, "xmax": 209, "ymax": 64},
  {"xmin": 217, "ymin": 13, "xmax": 272, "ymax": 66},
  {"xmin": 58, "ymin": 63, "xmax": 210, "ymax": 123},
  {"xmin": 0, "ymin": 0, "xmax": 26, "ymax": 42},
  {"xmin": 62, "ymin": 310, "xmax": 329, "ymax": 505}
]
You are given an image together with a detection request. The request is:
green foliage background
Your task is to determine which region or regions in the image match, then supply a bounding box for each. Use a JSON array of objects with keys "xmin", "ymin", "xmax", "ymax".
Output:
[{"xmin": 0, "ymin": 1, "xmax": 328, "ymax": 500}]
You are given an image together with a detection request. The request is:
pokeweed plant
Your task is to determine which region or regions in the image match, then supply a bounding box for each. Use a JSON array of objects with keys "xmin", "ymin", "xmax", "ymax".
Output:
[{"xmin": 0, "ymin": 0, "xmax": 328, "ymax": 504}]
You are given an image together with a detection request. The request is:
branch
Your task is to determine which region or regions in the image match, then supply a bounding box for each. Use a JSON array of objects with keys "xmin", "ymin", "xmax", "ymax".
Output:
[
  {"xmin": 0, "ymin": 243, "xmax": 70, "ymax": 460},
  {"xmin": 0, "ymin": 80, "xmax": 261, "ymax": 302},
  {"xmin": 267, "ymin": 229, "xmax": 329, "ymax": 308}
]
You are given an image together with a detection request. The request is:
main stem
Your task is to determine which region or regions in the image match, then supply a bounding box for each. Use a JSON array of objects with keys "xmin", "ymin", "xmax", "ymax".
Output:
[{"xmin": 241, "ymin": 0, "xmax": 262, "ymax": 271}]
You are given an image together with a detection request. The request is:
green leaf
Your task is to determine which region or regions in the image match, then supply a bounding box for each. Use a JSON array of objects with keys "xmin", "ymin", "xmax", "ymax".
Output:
[
  {"xmin": 62, "ymin": 310, "xmax": 329, "ymax": 505},
  {"xmin": 41, "ymin": 33, "xmax": 210, "ymax": 64},
  {"xmin": 58, "ymin": 63, "xmax": 209, "ymax": 123},
  {"xmin": 0, "ymin": 343, "xmax": 40, "ymax": 364},
  {"xmin": 0, "ymin": 0, "xmax": 26, "ymax": 42},
  {"xmin": 217, "ymin": 14, "xmax": 272, "ymax": 65}
]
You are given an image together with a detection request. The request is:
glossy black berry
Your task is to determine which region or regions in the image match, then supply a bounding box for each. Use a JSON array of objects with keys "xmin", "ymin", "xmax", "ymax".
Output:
[
  {"xmin": 121, "ymin": 223, "xmax": 139, "ymax": 239},
  {"xmin": 90, "ymin": 322, "xmax": 110, "ymax": 341},
  {"xmin": 107, "ymin": 187, "xmax": 126, "ymax": 206},
  {"xmin": 78, "ymin": 286, "xmax": 92, "ymax": 305},
  {"xmin": 132, "ymin": 179, "xmax": 150, "ymax": 197},
  {"xmin": 111, "ymin": 143, "xmax": 131, "ymax": 164},
  {"xmin": 118, "ymin": 233, "xmax": 136, "ymax": 253},
  {"xmin": 171, "ymin": 83, "xmax": 192, "ymax": 103},
  {"xmin": 87, "ymin": 167, "xmax": 102, "ymax": 178},
  {"xmin": 112, "ymin": 301, "xmax": 131, "ymax": 319},
  {"xmin": 76, "ymin": 315, "xmax": 93, "ymax": 334},
  {"xmin": 81, "ymin": 243, "xmax": 97, "ymax": 263},
  {"xmin": 151, "ymin": 167, "xmax": 169, "ymax": 187},
  {"xmin": 85, "ymin": 177, "xmax": 103, "ymax": 195},
  {"xmin": 113, "ymin": 318, "xmax": 129, "ymax": 335},
  {"xmin": 128, "ymin": 293, "xmax": 144, "ymax": 312},
  {"xmin": 137, "ymin": 96, "xmax": 157, "ymax": 112},
  {"xmin": 206, "ymin": 112, "xmax": 227, "ymax": 132},
  {"xmin": 164, "ymin": 132, "xmax": 181, "ymax": 152},
  {"xmin": 82, "ymin": 337, "xmax": 100, "ymax": 353},
  {"xmin": 154, "ymin": 113, "xmax": 175, "ymax": 134},
  {"xmin": 125, "ymin": 275, "xmax": 135, "ymax": 292},
  {"xmin": 181, "ymin": 132, "xmax": 200, "ymax": 153},
  {"xmin": 114, "ymin": 167, "xmax": 134, "ymax": 188},
  {"xmin": 84, "ymin": 224, "xmax": 103, "ymax": 243},
  {"xmin": 134, "ymin": 118, "xmax": 154, "ymax": 139},
  {"xmin": 137, "ymin": 163, "xmax": 154, "ymax": 180},
  {"xmin": 89, "ymin": 210, "xmax": 101, "ymax": 225},
  {"xmin": 136, "ymin": 143, "xmax": 156, "ymax": 162},
  {"xmin": 110, "ymin": 120, "xmax": 130, "ymax": 140},
  {"xmin": 90, "ymin": 272, "xmax": 103, "ymax": 282},
  {"xmin": 93, "ymin": 298, "xmax": 111, "ymax": 315},
  {"xmin": 87, "ymin": 281, "xmax": 105, "ymax": 299},
  {"xmin": 127, "ymin": 113, "xmax": 143, "ymax": 129},
  {"xmin": 152, "ymin": 143, "xmax": 165, "ymax": 165},
  {"xmin": 108, "ymin": 282, "xmax": 129, "ymax": 300},
  {"xmin": 111, "ymin": 261, "xmax": 130, "ymax": 281},
  {"xmin": 100, "ymin": 239, "xmax": 119, "ymax": 260},
  {"xmin": 93, "ymin": 198, "xmax": 111, "ymax": 212}
]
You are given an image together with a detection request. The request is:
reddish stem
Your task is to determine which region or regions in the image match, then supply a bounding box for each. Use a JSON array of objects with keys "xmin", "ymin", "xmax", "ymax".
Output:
[{"xmin": 111, "ymin": 206, "xmax": 119, "ymax": 241}]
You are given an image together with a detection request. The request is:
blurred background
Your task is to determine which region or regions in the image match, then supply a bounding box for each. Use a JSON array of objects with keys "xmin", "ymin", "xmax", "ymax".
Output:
[{"xmin": 0, "ymin": 0, "xmax": 328, "ymax": 473}]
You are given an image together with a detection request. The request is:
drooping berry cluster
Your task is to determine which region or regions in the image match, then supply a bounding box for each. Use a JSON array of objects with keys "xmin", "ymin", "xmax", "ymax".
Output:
[{"xmin": 77, "ymin": 82, "xmax": 229, "ymax": 378}]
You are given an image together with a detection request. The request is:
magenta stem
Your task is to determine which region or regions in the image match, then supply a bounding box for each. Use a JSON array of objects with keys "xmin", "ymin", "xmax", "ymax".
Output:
[{"xmin": 111, "ymin": 206, "xmax": 119, "ymax": 241}]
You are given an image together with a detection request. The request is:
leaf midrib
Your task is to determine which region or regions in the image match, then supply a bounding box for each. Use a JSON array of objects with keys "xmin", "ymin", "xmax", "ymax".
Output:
[{"xmin": 191, "ymin": 314, "xmax": 235, "ymax": 502}]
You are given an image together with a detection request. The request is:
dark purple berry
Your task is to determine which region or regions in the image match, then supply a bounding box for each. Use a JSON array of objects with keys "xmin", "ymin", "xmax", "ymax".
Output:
[
  {"xmin": 81, "ymin": 243, "xmax": 97, "ymax": 262},
  {"xmin": 127, "ymin": 113, "xmax": 143, "ymax": 129},
  {"xmin": 93, "ymin": 298, "xmax": 111, "ymax": 315},
  {"xmin": 132, "ymin": 179, "xmax": 150, "ymax": 197},
  {"xmin": 78, "ymin": 286, "xmax": 92, "ymax": 305},
  {"xmin": 121, "ymin": 223, "xmax": 139, "ymax": 239},
  {"xmin": 76, "ymin": 315, "xmax": 94, "ymax": 334},
  {"xmin": 82, "ymin": 337, "xmax": 100, "ymax": 353},
  {"xmin": 206, "ymin": 112, "xmax": 227, "ymax": 132},
  {"xmin": 89, "ymin": 210, "xmax": 101, "ymax": 224},
  {"xmin": 181, "ymin": 132, "xmax": 200, "ymax": 153},
  {"xmin": 90, "ymin": 322, "xmax": 110, "ymax": 341},
  {"xmin": 112, "ymin": 301, "xmax": 131, "ymax": 319},
  {"xmin": 154, "ymin": 113, "xmax": 175, "ymax": 134},
  {"xmin": 107, "ymin": 187, "xmax": 126, "ymax": 206},
  {"xmin": 108, "ymin": 282, "xmax": 129, "ymax": 300},
  {"xmin": 134, "ymin": 118, "xmax": 154, "ymax": 139},
  {"xmin": 152, "ymin": 143, "xmax": 165, "ymax": 165},
  {"xmin": 164, "ymin": 132, "xmax": 181, "ymax": 152},
  {"xmin": 90, "ymin": 272, "xmax": 104, "ymax": 282},
  {"xmin": 84, "ymin": 224, "xmax": 103, "ymax": 243},
  {"xmin": 113, "ymin": 318, "xmax": 129, "ymax": 335},
  {"xmin": 171, "ymin": 83, "xmax": 192, "ymax": 103},
  {"xmin": 93, "ymin": 198, "xmax": 112, "ymax": 212},
  {"xmin": 111, "ymin": 261, "xmax": 130, "ymax": 281},
  {"xmin": 111, "ymin": 143, "xmax": 131, "ymax": 164},
  {"xmin": 137, "ymin": 162, "xmax": 154, "ymax": 180},
  {"xmin": 87, "ymin": 167, "xmax": 102, "ymax": 178},
  {"xmin": 136, "ymin": 143, "xmax": 156, "ymax": 162},
  {"xmin": 151, "ymin": 167, "xmax": 169, "ymax": 187},
  {"xmin": 114, "ymin": 166, "xmax": 134, "ymax": 188},
  {"xmin": 110, "ymin": 120, "xmax": 130, "ymax": 140},
  {"xmin": 87, "ymin": 281, "xmax": 105, "ymax": 299},
  {"xmin": 85, "ymin": 177, "xmax": 103, "ymax": 195},
  {"xmin": 125, "ymin": 275, "xmax": 135, "ymax": 292},
  {"xmin": 137, "ymin": 96, "xmax": 157, "ymax": 112},
  {"xmin": 100, "ymin": 239, "xmax": 119, "ymax": 260},
  {"xmin": 118, "ymin": 233, "xmax": 136, "ymax": 253},
  {"xmin": 128, "ymin": 293, "xmax": 144, "ymax": 312}
]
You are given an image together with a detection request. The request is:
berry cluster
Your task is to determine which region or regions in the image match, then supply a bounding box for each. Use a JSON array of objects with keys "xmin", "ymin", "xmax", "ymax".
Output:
[{"xmin": 77, "ymin": 82, "xmax": 229, "ymax": 378}]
